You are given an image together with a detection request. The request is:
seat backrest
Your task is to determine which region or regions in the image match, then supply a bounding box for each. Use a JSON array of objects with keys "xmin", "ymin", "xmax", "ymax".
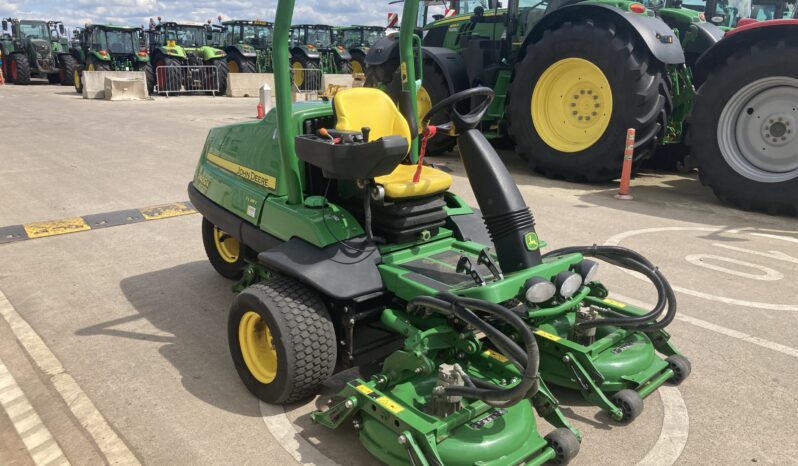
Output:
[{"xmin": 333, "ymin": 87, "xmax": 411, "ymax": 153}]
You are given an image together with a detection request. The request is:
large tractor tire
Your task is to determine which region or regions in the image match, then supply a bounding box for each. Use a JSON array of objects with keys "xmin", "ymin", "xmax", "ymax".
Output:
[
  {"xmin": 209, "ymin": 58, "xmax": 229, "ymax": 94},
  {"xmin": 154, "ymin": 56, "xmax": 182, "ymax": 93},
  {"xmin": 10, "ymin": 53, "xmax": 31, "ymax": 85},
  {"xmin": 136, "ymin": 62, "xmax": 155, "ymax": 94},
  {"xmin": 228, "ymin": 278, "xmax": 337, "ymax": 404},
  {"xmin": 338, "ymin": 59, "xmax": 353, "ymax": 75},
  {"xmin": 508, "ymin": 19, "xmax": 667, "ymax": 182},
  {"xmin": 59, "ymin": 55, "xmax": 76, "ymax": 86},
  {"xmin": 688, "ymin": 38, "xmax": 798, "ymax": 214},
  {"xmin": 227, "ymin": 53, "xmax": 256, "ymax": 73},
  {"xmin": 86, "ymin": 56, "xmax": 111, "ymax": 72},
  {"xmin": 290, "ymin": 55, "xmax": 319, "ymax": 91},
  {"xmin": 364, "ymin": 61, "xmax": 455, "ymax": 154},
  {"xmin": 202, "ymin": 217, "xmax": 247, "ymax": 279},
  {"xmin": 47, "ymin": 73, "xmax": 61, "ymax": 84},
  {"xmin": 73, "ymin": 65, "xmax": 84, "ymax": 93}
]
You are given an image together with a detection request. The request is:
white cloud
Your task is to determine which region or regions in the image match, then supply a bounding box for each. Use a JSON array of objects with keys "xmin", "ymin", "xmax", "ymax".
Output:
[{"xmin": 0, "ymin": 0, "xmax": 402, "ymax": 29}]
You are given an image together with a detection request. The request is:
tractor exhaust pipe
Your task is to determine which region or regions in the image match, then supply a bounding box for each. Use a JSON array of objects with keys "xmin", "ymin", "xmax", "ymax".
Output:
[{"xmin": 457, "ymin": 129, "xmax": 542, "ymax": 273}]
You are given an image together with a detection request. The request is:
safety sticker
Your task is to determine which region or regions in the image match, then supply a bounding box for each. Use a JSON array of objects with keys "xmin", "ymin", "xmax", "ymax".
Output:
[
  {"xmin": 483, "ymin": 349, "xmax": 509, "ymax": 363},
  {"xmin": 355, "ymin": 384, "xmax": 374, "ymax": 396},
  {"xmin": 376, "ymin": 396, "xmax": 405, "ymax": 414},
  {"xmin": 534, "ymin": 330, "xmax": 561, "ymax": 342},
  {"xmin": 602, "ymin": 298, "xmax": 627, "ymax": 309}
]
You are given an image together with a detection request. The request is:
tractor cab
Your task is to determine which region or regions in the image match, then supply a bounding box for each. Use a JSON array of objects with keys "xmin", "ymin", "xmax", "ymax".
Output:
[
  {"xmin": 69, "ymin": 24, "xmax": 151, "ymax": 93},
  {"xmin": 338, "ymin": 26, "xmax": 386, "ymax": 75}
]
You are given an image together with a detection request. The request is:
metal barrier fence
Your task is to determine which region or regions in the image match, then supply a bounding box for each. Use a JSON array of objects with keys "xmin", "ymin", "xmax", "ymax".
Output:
[
  {"xmin": 154, "ymin": 65, "xmax": 221, "ymax": 96},
  {"xmin": 290, "ymin": 67, "xmax": 323, "ymax": 94}
]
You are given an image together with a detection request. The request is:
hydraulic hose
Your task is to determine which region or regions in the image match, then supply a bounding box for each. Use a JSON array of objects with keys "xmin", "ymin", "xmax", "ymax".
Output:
[
  {"xmin": 407, "ymin": 293, "xmax": 541, "ymax": 407},
  {"xmin": 543, "ymin": 245, "xmax": 677, "ymax": 331}
]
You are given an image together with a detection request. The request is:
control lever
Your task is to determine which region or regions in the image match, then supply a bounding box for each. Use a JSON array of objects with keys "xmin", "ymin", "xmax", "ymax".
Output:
[
  {"xmin": 477, "ymin": 248, "xmax": 503, "ymax": 280},
  {"xmin": 361, "ymin": 126, "xmax": 370, "ymax": 143},
  {"xmin": 456, "ymin": 256, "xmax": 485, "ymax": 286}
]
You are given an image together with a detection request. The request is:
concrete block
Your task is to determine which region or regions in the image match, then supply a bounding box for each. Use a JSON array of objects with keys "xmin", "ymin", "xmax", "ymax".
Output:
[
  {"xmin": 226, "ymin": 73, "xmax": 275, "ymax": 97},
  {"xmin": 81, "ymin": 71, "xmax": 147, "ymax": 99},
  {"xmin": 104, "ymin": 77, "xmax": 148, "ymax": 101}
]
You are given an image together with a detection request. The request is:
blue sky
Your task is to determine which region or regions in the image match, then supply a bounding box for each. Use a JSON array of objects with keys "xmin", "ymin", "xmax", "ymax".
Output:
[{"xmin": 0, "ymin": 0, "xmax": 400, "ymax": 29}]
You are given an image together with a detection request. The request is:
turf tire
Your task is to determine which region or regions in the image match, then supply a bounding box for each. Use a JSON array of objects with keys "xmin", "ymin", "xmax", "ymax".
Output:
[{"xmin": 228, "ymin": 278, "xmax": 337, "ymax": 404}]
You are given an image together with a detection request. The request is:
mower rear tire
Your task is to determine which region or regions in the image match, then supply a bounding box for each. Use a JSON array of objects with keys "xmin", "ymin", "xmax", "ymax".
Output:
[
  {"xmin": 687, "ymin": 39, "xmax": 798, "ymax": 214},
  {"xmin": 610, "ymin": 389, "xmax": 643, "ymax": 423},
  {"xmin": 545, "ymin": 428, "xmax": 580, "ymax": 465},
  {"xmin": 228, "ymin": 278, "xmax": 337, "ymax": 404},
  {"xmin": 10, "ymin": 53, "xmax": 31, "ymax": 85},
  {"xmin": 59, "ymin": 55, "xmax": 76, "ymax": 86},
  {"xmin": 666, "ymin": 355, "xmax": 691, "ymax": 385},
  {"xmin": 508, "ymin": 19, "xmax": 667, "ymax": 181},
  {"xmin": 202, "ymin": 217, "xmax": 247, "ymax": 279}
]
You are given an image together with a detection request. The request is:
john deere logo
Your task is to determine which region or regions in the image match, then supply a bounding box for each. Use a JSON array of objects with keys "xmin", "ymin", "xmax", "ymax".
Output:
[{"xmin": 524, "ymin": 232, "xmax": 539, "ymax": 251}]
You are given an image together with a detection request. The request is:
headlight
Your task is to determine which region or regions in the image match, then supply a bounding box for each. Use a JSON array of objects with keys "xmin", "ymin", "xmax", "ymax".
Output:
[
  {"xmin": 554, "ymin": 271, "xmax": 583, "ymax": 298},
  {"xmin": 576, "ymin": 259, "xmax": 599, "ymax": 283},
  {"xmin": 524, "ymin": 277, "xmax": 557, "ymax": 304}
]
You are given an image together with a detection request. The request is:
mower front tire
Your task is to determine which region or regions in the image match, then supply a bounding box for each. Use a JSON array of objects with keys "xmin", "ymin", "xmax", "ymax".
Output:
[
  {"xmin": 666, "ymin": 355, "xmax": 691, "ymax": 385},
  {"xmin": 610, "ymin": 389, "xmax": 643, "ymax": 423},
  {"xmin": 508, "ymin": 19, "xmax": 667, "ymax": 181},
  {"xmin": 545, "ymin": 428, "xmax": 580, "ymax": 465},
  {"xmin": 201, "ymin": 218, "xmax": 247, "ymax": 279},
  {"xmin": 228, "ymin": 278, "xmax": 337, "ymax": 404}
]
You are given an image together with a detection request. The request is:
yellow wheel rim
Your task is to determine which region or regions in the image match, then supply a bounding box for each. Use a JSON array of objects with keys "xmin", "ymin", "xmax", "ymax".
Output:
[
  {"xmin": 239, "ymin": 311, "xmax": 278, "ymax": 384},
  {"xmin": 417, "ymin": 85, "xmax": 432, "ymax": 135},
  {"xmin": 74, "ymin": 70, "xmax": 80, "ymax": 90},
  {"xmin": 292, "ymin": 61, "xmax": 304, "ymax": 86},
  {"xmin": 352, "ymin": 60, "xmax": 363, "ymax": 76},
  {"xmin": 531, "ymin": 58, "xmax": 613, "ymax": 153},
  {"xmin": 87, "ymin": 63, "xmax": 95, "ymax": 71},
  {"xmin": 228, "ymin": 60, "xmax": 240, "ymax": 73},
  {"xmin": 213, "ymin": 227, "xmax": 240, "ymax": 263}
]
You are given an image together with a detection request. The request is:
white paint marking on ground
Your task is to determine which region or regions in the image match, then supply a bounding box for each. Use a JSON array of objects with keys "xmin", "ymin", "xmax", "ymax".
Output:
[
  {"xmin": 0, "ymin": 289, "xmax": 140, "ymax": 465},
  {"xmin": 612, "ymin": 293, "xmax": 798, "ymax": 359},
  {"xmin": 605, "ymin": 227, "xmax": 798, "ymax": 311},
  {"xmin": 637, "ymin": 387, "xmax": 689, "ymax": 466},
  {"xmin": 259, "ymin": 400, "xmax": 341, "ymax": 466},
  {"xmin": 683, "ymin": 254, "xmax": 783, "ymax": 281},
  {"xmin": 0, "ymin": 358, "xmax": 70, "ymax": 466},
  {"xmin": 712, "ymin": 243, "xmax": 798, "ymax": 265}
]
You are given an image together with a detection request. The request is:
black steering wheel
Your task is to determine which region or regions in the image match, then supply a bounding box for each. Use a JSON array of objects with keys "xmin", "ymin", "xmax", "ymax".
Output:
[{"xmin": 420, "ymin": 86, "xmax": 495, "ymax": 136}]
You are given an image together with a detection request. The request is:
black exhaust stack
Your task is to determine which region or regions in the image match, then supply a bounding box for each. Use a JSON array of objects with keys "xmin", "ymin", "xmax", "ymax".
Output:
[{"xmin": 457, "ymin": 129, "xmax": 542, "ymax": 273}]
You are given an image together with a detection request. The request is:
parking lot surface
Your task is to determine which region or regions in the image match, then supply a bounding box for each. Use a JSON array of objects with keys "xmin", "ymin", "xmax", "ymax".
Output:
[{"xmin": 1, "ymin": 85, "xmax": 796, "ymax": 465}]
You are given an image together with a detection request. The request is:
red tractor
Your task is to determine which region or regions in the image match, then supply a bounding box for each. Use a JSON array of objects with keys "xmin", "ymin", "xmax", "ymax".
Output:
[{"xmin": 688, "ymin": 19, "xmax": 798, "ymax": 213}]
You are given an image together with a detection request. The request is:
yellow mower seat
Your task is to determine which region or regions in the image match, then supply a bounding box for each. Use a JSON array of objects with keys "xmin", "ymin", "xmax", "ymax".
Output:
[{"xmin": 333, "ymin": 87, "xmax": 452, "ymax": 199}]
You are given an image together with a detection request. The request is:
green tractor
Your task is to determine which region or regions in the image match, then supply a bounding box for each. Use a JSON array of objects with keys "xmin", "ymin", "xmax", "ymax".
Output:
[
  {"xmin": 365, "ymin": 0, "xmax": 699, "ymax": 168},
  {"xmin": 0, "ymin": 18, "xmax": 76, "ymax": 85},
  {"xmin": 146, "ymin": 18, "xmax": 228, "ymax": 94},
  {"xmin": 338, "ymin": 25, "xmax": 387, "ymax": 76},
  {"xmin": 70, "ymin": 24, "xmax": 154, "ymax": 94},
  {"xmin": 216, "ymin": 19, "xmax": 274, "ymax": 73},
  {"xmin": 188, "ymin": 0, "xmax": 690, "ymax": 462},
  {"xmin": 290, "ymin": 24, "xmax": 352, "ymax": 89}
]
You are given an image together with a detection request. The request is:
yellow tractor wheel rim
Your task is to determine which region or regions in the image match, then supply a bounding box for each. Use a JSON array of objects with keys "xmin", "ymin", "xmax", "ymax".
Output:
[
  {"xmin": 87, "ymin": 63, "xmax": 96, "ymax": 71},
  {"xmin": 416, "ymin": 85, "xmax": 432, "ymax": 134},
  {"xmin": 531, "ymin": 57, "xmax": 613, "ymax": 153},
  {"xmin": 228, "ymin": 60, "xmax": 240, "ymax": 73},
  {"xmin": 213, "ymin": 227, "xmax": 240, "ymax": 263},
  {"xmin": 352, "ymin": 60, "xmax": 363, "ymax": 76},
  {"xmin": 292, "ymin": 62, "xmax": 304, "ymax": 86},
  {"xmin": 74, "ymin": 70, "xmax": 81, "ymax": 90},
  {"xmin": 239, "ymin": 311, "xmax": 278, "ymax": 384}
]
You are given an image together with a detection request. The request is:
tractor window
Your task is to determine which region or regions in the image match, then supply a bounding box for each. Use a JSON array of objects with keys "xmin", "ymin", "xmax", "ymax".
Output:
[
  {"xmin": 342, "ymin": 30, "xmax": 362, "ymax": 48},
  {"xmin": 243, "ymin": 25, "xmax": 272, "ymax": 46},
  {"xmin": 306, "ymin": 28, "xmax": 333, "ymax": 47},
  {"xmin": 172, "ymin": 26, "xmax": 206, "ymax": 46},
  {"xmin": 517, "ymin": 0, "xmax": 549, "ymax": 37},
  {"xmin": 102, "ymin": 30, "xmax": 136, "ymax": 54},
  {"xmin": 364, "ymin": 29, "xmax": 385, "ymax": 46},
  {"xmin": 19, "ymin": 22, "xmax": 49, "ymax": 40}
]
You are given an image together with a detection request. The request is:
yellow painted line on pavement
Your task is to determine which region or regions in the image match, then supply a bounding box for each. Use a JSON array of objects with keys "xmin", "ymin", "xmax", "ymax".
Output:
[
  {"xmin": 0, "ymin": 202, "xmax": 197, "ymax": 245},
  {"xmin": 0, "ymin": 358, "xmax": 69, "ymax": 465},
  {"xmin": 0, "ymin": 290, "xmax": 140, "ymax": 465}
]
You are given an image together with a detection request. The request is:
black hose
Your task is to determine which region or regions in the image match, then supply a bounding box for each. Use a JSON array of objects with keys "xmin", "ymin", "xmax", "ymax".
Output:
[
  {"xmin": 407, "ymin": 293, "xmax": 541, "ymax": 407},
  {"xmin": 543, "ymin": 245, "xmax": 677, "ymax": 331}
]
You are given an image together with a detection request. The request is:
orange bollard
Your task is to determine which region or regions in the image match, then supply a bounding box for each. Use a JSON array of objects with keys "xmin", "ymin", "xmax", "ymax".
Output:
[
  {"xmin": 615, "ymin": 128, "xmax": 635, "ymax": 200},
  {"xmin": 256, "ymin": 103, "xmax": 264, "ymax": 119}
]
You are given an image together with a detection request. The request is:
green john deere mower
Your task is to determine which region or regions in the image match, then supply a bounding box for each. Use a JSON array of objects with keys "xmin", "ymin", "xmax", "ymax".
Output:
[{"xmin": 188, "ymin": 0, "xmax": 690, "ymax": 462}]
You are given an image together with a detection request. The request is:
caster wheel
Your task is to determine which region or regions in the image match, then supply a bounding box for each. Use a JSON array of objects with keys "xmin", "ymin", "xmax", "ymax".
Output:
[
  {"xmin": 666, "ymin": 355, "xmax": 691, "ymax": 385},
  {"xmin": 611, "ymin": 389, "xmax": 643, "ymax": 423},
  {"xmin": 545, "ymin": 428, "xmax": 580, "ymax": 465}
]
